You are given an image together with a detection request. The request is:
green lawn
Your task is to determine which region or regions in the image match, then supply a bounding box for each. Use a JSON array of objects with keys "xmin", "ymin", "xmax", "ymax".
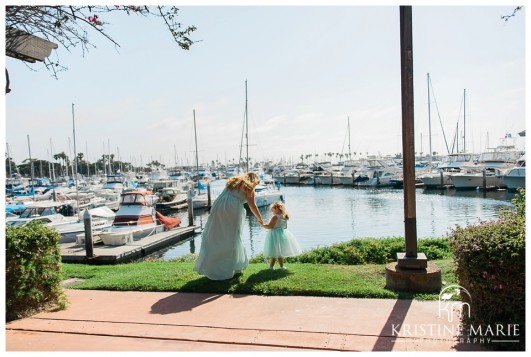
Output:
[{"xmin": 62, "ymin": 259, "xmax": 456, "ymax": 301}]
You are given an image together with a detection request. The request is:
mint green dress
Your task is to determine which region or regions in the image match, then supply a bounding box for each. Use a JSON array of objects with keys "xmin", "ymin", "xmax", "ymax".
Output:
[
  {"xmin": 194, "ymin": 188, "xmax": 248, "ymax": 280},
  {"xmin": 263, "ymin": 214, "xmax": 302, "ymax": 258}
]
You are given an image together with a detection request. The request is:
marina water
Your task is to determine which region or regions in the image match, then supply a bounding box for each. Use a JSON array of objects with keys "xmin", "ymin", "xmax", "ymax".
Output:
[{"xmin": 154, "ymin": 179, "xmax": 516, "ymax": 261}]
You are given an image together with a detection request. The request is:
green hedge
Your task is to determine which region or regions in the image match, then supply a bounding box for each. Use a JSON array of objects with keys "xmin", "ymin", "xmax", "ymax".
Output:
[
  {"xmin": 249, "ymin": 236, "xmax": 451, "ymax": 265},
  {"xmin": 6, "ymin": 221, "xmax": 67, "ymax": 321},
  {"xmin": 448, "ymin": 189, "xmax": 525, "ymax": 351}
]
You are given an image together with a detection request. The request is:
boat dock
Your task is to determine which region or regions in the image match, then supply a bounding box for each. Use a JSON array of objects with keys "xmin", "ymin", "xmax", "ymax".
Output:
[{"xmin": 60, "ymin": 226, "xmax": 199, "ymax": 264}]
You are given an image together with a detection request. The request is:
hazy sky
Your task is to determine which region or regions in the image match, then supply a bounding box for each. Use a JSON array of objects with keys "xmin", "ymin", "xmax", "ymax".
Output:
[{"xmin": 3, "ymin": 2, "xmax": 526, "ymax": 168}]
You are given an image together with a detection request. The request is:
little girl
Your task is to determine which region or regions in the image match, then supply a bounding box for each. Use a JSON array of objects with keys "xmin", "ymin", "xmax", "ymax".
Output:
[{"xmin": 261, "ymin": 201, "xmax": 302, "ymax": 270}]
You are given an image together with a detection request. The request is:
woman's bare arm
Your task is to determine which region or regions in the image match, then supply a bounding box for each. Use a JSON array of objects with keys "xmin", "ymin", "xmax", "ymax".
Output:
[{"xmin": 245, "ymin": 188, "xmax": 263, "ymax": 224}]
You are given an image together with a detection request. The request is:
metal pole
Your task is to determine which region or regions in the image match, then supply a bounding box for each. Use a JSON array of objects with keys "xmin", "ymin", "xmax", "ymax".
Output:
[
  {"xmin": 207, "ymin": 182, "xmax": 211, "ymax": 207},
  {"xmin": 400, "ymin": 6, "xmax": 418, "ymax": 258},
  {"xmin": 83, "ymin": 209, "xmax": 94, "ymax": 258},
  {"xmin": 187, "ymin": 188, "xmax": 194, "ymax": 226}
]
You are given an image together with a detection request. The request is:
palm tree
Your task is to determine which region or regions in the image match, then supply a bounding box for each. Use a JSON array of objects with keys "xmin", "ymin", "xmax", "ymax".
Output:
[{"xmin": 53, "ymin": 151, "xmax": 69, "ymax": 176}]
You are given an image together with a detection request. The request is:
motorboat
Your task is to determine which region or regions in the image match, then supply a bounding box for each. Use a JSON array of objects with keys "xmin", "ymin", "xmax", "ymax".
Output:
[
  {"xmin": 500, "ymin": 154, "xmax": 525, "ymax": 191},
  {"xmin": 101, "ymin": 174, "xmax": 127, "ymax": 192},
  {"xmin": 96, "ymin": 190, "xmax": 180, "ymax": 246},
  {"xmin": 155, "ymin": 187, "xmax": 188, "ymax": 210},
  {"xmin": 55, "ymin": 206, "xmax": 116, "ymax": 243},
  {"xmin": 252, "ymin": 178, "xmax": 284, "ymax": 208},
  {"xmin": 191, "ymin": 181, "xmax": 217, "ymax": 209},
  {"xmin": 6, "ymin": 200, "xmax": 79, "ymax": 228},
  {"xmin": 275, "ymin": 169, "xmax": 313, "ymax": 185},
  {"xmin": 449, "ymin": 149, "xmax": 522, "ymax": 190},
  {"xmin": 418, "ymin": 153, "xmax": 476, "ymax": 188},
  {"xmin": 314, "ymin": 166, "xmax": 344, "ymax": 185},
  {"xmin": 225, "ymin": 166, "xmax": 242, "ymax": 178},
  {"xmin": 338, "ymin": 164, "xmax": 361, "ymax": 186},
  {"xmin": 355, "ymin": 158, "xmax": 403, "ymax": 187},
  {"xmin": 5, "ymin": 200, "xmax": 115, "ymax": 243}
]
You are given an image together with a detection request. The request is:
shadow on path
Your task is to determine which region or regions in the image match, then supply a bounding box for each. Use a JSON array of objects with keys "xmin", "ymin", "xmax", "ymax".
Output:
[
  {"xmin": 150, "ymin": 268, "xmax": 291, "ymax": 314},
  {"xmin": 372, "ymin": 298, "xmax": 412, "ymax": 351},
  {"xmin": 150, "ymin": 291, "xmax": 226, "ymax": 315}
]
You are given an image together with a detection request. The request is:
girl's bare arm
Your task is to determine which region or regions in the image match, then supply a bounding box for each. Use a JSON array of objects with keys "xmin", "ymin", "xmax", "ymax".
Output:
[{"xmin": 261, "ymin": 215, "xmax": 278, "ymax": 229}]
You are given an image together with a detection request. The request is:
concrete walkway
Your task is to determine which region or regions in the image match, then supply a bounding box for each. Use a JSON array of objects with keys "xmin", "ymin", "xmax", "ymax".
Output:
[{"xmin": 6, "ymin": 289, "xmax": 485, "ymax": 352}]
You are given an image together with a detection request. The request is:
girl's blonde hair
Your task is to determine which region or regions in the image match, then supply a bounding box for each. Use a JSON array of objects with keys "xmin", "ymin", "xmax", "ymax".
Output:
[
  {"xmin": 226, "ymin": 172, "xmax": 260, "ymax": 192},
  {"xmin": 271, "ymin": 201, "xmax": 289, "ymax": 219}
]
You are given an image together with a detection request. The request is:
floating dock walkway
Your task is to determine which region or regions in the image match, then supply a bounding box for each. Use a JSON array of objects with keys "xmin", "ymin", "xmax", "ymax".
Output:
[{"xmin": 60, "ymin": 226, "xmax": 199, "ymax": 264}]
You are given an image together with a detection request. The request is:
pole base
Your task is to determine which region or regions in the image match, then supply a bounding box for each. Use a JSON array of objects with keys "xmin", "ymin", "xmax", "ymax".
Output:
[
  {"xmin": 397, "ymin": 252, "xmax": 428, "ymax": 269},
  {"xmin": 385, "ymin": 262, "xmax": 442, "ymax": 293}
]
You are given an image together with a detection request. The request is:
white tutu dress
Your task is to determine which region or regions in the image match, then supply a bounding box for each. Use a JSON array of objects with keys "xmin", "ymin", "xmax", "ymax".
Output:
[{"xmin": 263, "ymin": 214, "xmax": 302, "ymax": 258}]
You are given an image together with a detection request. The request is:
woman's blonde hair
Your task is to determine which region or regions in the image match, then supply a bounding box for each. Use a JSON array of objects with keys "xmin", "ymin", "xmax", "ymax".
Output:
[
  {"xmin": 226, "ymin": 172, "xmax": 260, "ymax": 192},
  {"xmin": 270, "ymin": 201, "xmax": 289, "ymax": 219}
]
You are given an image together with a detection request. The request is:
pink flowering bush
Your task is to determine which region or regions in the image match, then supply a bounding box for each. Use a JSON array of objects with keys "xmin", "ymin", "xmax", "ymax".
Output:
[{"xmin": 448, "ymin": 188, "xmax": 525, "ymax": 350}]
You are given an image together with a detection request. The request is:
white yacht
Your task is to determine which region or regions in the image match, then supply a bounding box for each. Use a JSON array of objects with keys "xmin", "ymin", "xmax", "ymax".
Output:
[
  {"xmin": 500, "ymin": 154, "xmax": 525, "ymax": 191},
  {"xmin": 449, "ymin": 149, "xmax": 522, "ymax": 190},
  {"xmin": 252, "ymin": 178, "xmax": 284, "ymax": 208},
  {"xmin": 315, "ymin": 165, "xmax": 344, "ymax": 185},
  {"xmin": 6, "ymin": 200, "xmax": 115, "ymax": 243},
  {"xmin": 418, "ymin": 153, "xmax": 476, "ymax": 188},
  {"xmin": 355, "ymin": 158, "xmax": 403, "ymax": 187}
]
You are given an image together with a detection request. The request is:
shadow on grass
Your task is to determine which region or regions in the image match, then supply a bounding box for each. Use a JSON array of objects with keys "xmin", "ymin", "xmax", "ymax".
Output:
[
  {"xmin": 150, "ymin": 269, "xmax": 292, "ymax": 314},
  {"xmin": 231, "ymin": 268, "xmax": 292, "ymax": 294}
]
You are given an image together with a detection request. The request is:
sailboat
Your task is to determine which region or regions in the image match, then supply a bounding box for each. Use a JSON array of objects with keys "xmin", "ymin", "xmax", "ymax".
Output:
[
  {"xmin": 240, "ymin": 80, "xmax": 284, "ymax": 208},
  {"xmin": 418, "ymin": 79, "xmax": 475, "ymax": 188},
  {"xmin": 190, "ymin": 109, "xmax": 217, "ymax": 210}
]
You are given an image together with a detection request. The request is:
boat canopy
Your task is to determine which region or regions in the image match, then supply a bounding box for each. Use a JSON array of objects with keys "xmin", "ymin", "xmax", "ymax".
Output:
[{"xmin": 120, "ymin": 191, "xmax": 155, "ymax": 206}]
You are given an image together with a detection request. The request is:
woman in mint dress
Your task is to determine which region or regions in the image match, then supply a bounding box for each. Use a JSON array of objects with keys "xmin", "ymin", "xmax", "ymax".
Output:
[{"xmin": 194, "ymin": 172, "xmax": 263, "ymax": 280}]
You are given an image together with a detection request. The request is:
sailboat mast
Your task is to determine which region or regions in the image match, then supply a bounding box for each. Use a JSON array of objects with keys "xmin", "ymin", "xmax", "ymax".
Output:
[
  {"xmin": 427, "ymin": 73, "xmax": 432, "ymax": 161},
  {"xmin": 193, "ymin": 109, "xmax": 199, "ymax": 178},
  {"xmin": 107, "ymin": 138, "xmax": 112, "ymax": 175},
  {"xmin": 347, "ymin": 116, "xmax": 351, "ymax": 160},
  {"xmin": 72, "ymin": 103, "xmax": 80, "ymax": 211},
  {"xmin": 245, "ymin": 80, "xmax": 249, "ymax": 172},
  {"xmin": 49, "ymin": 138, "xmax": 55, "ymax": 182},
  {"xmin": 463, "ymin": 89, "xmax": 466, "ymax": 153},
  {"xmin": 6, "ymin": 143, "xmax": 13, "ymax": 181},
  {"xmin": 27, "ymin": 135, "xmax": 35, "ymax": 199},
  {"xmin": 86, "ymin": 141, "xmax": 89, "ymax": 177}
]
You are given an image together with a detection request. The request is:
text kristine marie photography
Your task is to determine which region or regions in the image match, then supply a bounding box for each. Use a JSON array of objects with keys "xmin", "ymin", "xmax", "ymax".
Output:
[{"xmin": 390, "ymin": 285, "xmax": 521, "ymax": 345}]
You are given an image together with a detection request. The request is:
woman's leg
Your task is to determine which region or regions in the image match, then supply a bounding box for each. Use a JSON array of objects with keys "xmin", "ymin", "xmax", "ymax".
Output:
[{"xmin": 269, "ymin": 258, "xmax": 276, "ymax": 269}]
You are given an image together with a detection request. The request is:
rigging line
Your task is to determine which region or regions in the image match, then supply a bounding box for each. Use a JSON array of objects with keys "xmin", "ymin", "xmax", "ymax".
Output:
[
  {"xmin": 340, "ymin": 122, "xmax": 348, "ymax": 158},
  {"xmin": 247, "ymin": 106, "xmax": 266, "ymax": 164},
  {"xmin": 450, "ymin": 94, "xmax": 465, "ymax": 154},
  {"xmin": 428, "ymin": 76, "xmax": 451, "ymax": 155},
  {"xmin": 238, "ymin": 105, "xmax": 246, "ymax": 169}
]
